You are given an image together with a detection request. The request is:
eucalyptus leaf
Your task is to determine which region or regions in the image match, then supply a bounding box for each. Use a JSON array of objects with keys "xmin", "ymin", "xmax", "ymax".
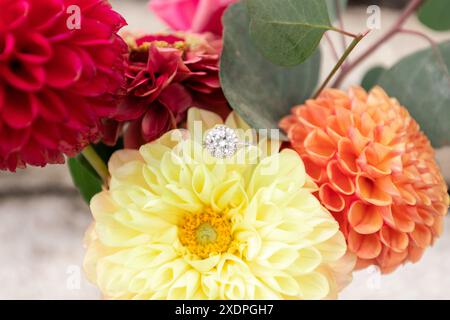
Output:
[
  {"xmin": 246, "ymin": 0, "xmax": 331, "ymax": 66},
  {"xmin": 378, "ymin": 41, "xmax": 450, "ymax": 147},
  {"xmin": 68, "ymin": 155, "xmax": 103, "ymax": 204},
  {"xmin": 418, "ymin": 0, "xmax": 450, "ymax": 31},
  {"xmin": 220, "ymin": 3, "xmax": 321, "ymax": 136},
  {"xmin": 361, "ymin": 66, "xmax": 386, "ymax": 91}
]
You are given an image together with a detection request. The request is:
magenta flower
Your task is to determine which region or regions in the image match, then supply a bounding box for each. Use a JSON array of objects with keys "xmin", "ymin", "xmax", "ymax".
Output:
[{"xmin": 148, "ymin": 0, "xmax": 238, "ymax": 35}]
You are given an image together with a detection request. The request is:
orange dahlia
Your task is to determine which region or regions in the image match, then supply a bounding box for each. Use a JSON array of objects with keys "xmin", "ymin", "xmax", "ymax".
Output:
[{"xmin": 280, "ymin": 86, "xmax": 449, "ymax": 273}]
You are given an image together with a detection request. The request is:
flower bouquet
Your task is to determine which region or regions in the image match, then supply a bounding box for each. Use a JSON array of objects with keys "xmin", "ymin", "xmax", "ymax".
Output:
[{"xmin": 1, "ymin": 0, "xmax": 449, "ymax": 300}]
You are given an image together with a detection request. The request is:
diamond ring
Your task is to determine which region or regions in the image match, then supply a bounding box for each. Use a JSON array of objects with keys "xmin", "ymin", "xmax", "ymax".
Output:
[{"xmin": 204, "ymin": 125, "xmax": 252, "ymax": 159}]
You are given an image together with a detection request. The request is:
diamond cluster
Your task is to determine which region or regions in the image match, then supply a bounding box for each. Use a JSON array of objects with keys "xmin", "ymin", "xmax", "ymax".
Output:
[{"xmin": 204, "ymin": 125, "xmax": 239, "ymax": 159}]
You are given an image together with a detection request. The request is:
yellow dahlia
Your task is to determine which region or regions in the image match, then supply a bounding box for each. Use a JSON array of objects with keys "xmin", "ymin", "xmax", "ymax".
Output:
[
  {"xmin": 84, "ymin": 108, "xmax": 355, "ymax": 300},
  {"xmin": 280, "ymin": 86, "xmax": 449, "ymax": 274}
]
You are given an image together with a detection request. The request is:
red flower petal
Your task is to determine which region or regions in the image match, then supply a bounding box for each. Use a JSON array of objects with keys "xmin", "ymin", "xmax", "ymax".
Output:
[
  {"xmin": 2, "ymin": 89, "xmax": 37, "ymax": 129},
  {"xmin": 15, "ymin": 32, "xmax": 52, "ymax": 64},
  {"xmin": 45, "ymin": 46, "xmax": 83, "ymax": 88}
]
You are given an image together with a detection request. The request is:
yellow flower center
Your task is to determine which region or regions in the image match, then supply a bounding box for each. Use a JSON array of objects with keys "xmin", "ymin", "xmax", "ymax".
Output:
[{"xmin": 179, "ymin": 210, "xmax": 232, "ymax": 259}]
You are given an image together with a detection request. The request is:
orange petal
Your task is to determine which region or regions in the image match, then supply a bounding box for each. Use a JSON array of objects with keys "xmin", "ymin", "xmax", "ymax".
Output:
[
  {"xmin": 302, "ymin": 155, "xmax": 326, "ymax": 183},
  {"xmin": 375, "ymin": 125, "xmax": 396, "ymax": 145},
  {"xmin": 376, "ymin": 176, "xmax": 400, "ymax": 197},
  {"xmin": 304, "ymin": 129, "xmax": 336, "ymax": 164},
  {"xmin": 348, "ymin": 201, "xmax": 383, "ymax": 234},
  {"xmin": 326, "ymin": 116, "xmax": 345, "ymax": 143},
  {"xmin": 417, "ymin": 207, "xmax": 435, "ymax": 227},
  {"xmin": 403, "ymin": 165, "xmax": 421, "ymax": 182},
  {"xmin": 409, "ymin": 224, "xmax": 432, "ymax": 248},
  {"xmin": 416, "ymin": 191, "xmax": 432, "ymax": 206},
  {"xmin": 356, "ymin": 175, "xmax": 392, "ymax": 206},
  {"xmin": 430, "ymin": 216, "xmax": 444, "ymax": 237},
  {"xmin": 337, "ymin": 138, "xmax": 359, "ymax": 175},
  {"xmin": 358, "ymin": 112, "xmax": 376, "ymax": 138},
  {"xmin": 381, "ymin": 205, "xmax": 416, "ymax": 232},
  {"xmin": 335, "ymin": 106, "xmax": 354, "ymax": 133},
  {"xmin": 348, "ymin": 127, "xmax": 370, "ymax": 154},
  {"xmin": 354, "ymin": 258, "xmax": 376, "ymax": 271},
  {"xmin": 397, "ymin": 184, "xmax": 417, "ymax": 206},
  {"xmin": 326, "ymin": 160, "xmax": 355, "ymax": 195},
  {"xmin": 379, "ymin": 225, "xmax": 409, "ymax": 253},
  {"xmin": 403, "ymin": 206, "xmax": 423, "ymax": 224},
  {"xmin": 376, "ymin": 247, "xmax": 408, "ymax": 274},
  {"xmin": 349, "ymin": 86, "xmax": 368, "ymax": 102},
  {"xmin": 279, "ymin": 115, "xmax": 297, "ymax": 132},
  {"xmin": 357, "ymin": 143, "xmax": 395, "ymax": 178},
  {"xmin": 433, "ymin": 201, "xmax": 449, "ymax": 217},
  {"xmin": 348, "ymin": 230, "xmax": 382, "ymax": 259},
  {"xmin": 319, "ymin": 183, "xmax": 345, "ymax": 212},
  {"xmin": 390, "ymin": 205, "xmax": 415, "ymax": 233},
  {"xmin": 296, "ymin": 103, "xmax": 331, "ymax": 129},
  {"xmin": 287, "ymin": 123, "xmax": 309, "ymax": 151},
  {"xmin": 408, "ymin": 244, "xmax": 425, "ymax": 263}
]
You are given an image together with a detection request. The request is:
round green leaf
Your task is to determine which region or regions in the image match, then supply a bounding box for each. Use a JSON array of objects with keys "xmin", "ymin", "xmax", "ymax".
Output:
[
  {"xmin": 378, "ymin": 41, "xmax": 450, "ymax": 147},
  {"xmin": 246, "ymin": 0, "xmax": 331, "ymax": 67},
  {"xmin": 361, "ymin": 66, "xmax": 386, "ymax": 91},
  {"xmin": 418, "ymin": 0, "xmax": 450, "ymax": 31},
  {"xmin": 220, "ymin": 3, "xmax": 321, "ymax": 136}
]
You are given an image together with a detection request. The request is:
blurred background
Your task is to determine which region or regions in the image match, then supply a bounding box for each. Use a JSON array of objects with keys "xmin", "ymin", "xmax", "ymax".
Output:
[{"xmin": 0, "ymin": 0, "xmax": 449, "ymax": 299}]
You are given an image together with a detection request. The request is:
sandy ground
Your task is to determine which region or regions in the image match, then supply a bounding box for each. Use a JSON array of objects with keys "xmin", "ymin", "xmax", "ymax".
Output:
[{"xmin": 0, "ymin": 1, "xmax": 449, "ymax": 300}]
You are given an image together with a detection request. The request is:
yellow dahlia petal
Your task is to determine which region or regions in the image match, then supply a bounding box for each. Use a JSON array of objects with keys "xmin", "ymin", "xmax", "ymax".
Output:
[
  {"xmin": 85, "ymin": 111, "xmax": 353, "ymax": 300},
  {"xmin": 187, "ymin": 107, "xmax": 223, "ymax": 133},
  {"xmin": 108, "ymin": 150, "xmax": 143, "ymax": 174},
  {"xmin": 297, "ymin": 272, "xmax": 330, "ymax": 300}
]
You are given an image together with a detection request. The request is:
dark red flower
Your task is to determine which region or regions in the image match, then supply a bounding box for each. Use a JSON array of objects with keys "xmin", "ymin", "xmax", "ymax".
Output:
[
  {"xmin": 110, "ymin": 32, "xmax": 229, "ymax": 148},
  {"xmin": 0, "ymin": 0, "xmax": 127, "ymax": 171}
]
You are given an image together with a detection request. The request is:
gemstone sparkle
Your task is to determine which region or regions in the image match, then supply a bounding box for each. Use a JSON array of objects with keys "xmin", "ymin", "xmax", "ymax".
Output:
[{"xmin": 204, "ymin": 125, "xmax": 239, "ymax": 159}]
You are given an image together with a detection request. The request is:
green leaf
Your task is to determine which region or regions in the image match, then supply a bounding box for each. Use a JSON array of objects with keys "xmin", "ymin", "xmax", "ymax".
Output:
[
  {"xmin": 68, "ymin": 141, "xmax": 123, "ymax": 204},
  {"xmin": 326, "ymin": 0, "xmax": 348, "ymax": 21},
  {"xmin": 68, "ymin": 155, "xmax": 103, "ymax": 204},
  {"xmin": 377, "ymin": 41, "xmax": 450, "ymax": 147},
  {"xmin": 246, "ymin": 0, "xmax": 331, "ymax": 66},
  {"xmin": 361, "ymin": 66, "xmax": 386, "ymax": 91},
  {"xmin": 418, "ymin": 0, "xmax": 450, "ymax": 31},
  {"xmin": 220, "ymin": 3, "xmax": 321, "ymax": 135}
]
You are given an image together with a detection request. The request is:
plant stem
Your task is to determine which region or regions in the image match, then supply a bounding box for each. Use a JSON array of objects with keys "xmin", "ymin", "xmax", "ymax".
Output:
[
  {"xmin": 330, "ymin": 26, "xmax": 359, "ymax": 38},
  {"xmin": 332, "ymin": 0, "xmax": 424, "ymax": 87},
  {"xmin": 81, "ymin": 145, "xmax": 109, "ymax": 184},
  {"xmin": 314, "ymin": 31, "xmax": 369, "ymax": 98}
]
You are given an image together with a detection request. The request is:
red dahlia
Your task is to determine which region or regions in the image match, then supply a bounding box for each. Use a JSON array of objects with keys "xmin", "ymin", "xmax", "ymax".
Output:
[
  {"xmin": 110, "ymin": 32, "xmax": 228, "ymax": 149},
  {"xmin": 0, "ymin": 0, "xmax": 127, "ymax": 171}
]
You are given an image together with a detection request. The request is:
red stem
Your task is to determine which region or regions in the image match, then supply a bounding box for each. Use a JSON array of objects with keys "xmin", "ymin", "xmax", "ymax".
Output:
[{"xmin": 332, "ymin": 0, "xmax": 424, "ymax": 87}]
